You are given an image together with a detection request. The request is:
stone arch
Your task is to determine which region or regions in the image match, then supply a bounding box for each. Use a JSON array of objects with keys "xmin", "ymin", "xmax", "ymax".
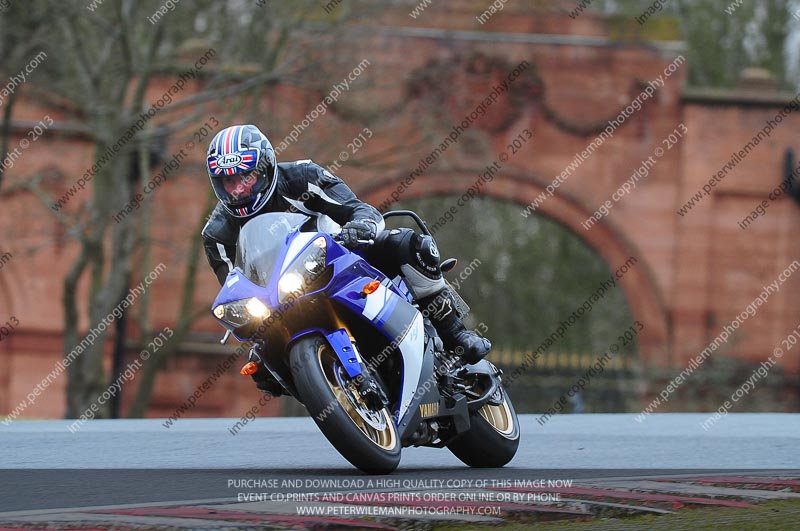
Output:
[{"xmin": 362, "ymin": 170, "xmax": 670, "ymax": 364}]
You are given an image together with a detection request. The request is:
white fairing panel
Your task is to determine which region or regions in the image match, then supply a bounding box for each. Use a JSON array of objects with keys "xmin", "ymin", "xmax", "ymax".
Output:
[
  {"xmin": 362, "ymin": 283, "xmax": 390, "ymax": 321},
  {"xmin": 397, "ymin": 311, "xmax": 425, "ymax": 422}
]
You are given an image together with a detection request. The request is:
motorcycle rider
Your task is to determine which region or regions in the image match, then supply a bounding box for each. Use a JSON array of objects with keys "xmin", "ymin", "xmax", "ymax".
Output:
[{"xmin": 202, "ymin": 124, "xmax": 490, "ymax": 395}]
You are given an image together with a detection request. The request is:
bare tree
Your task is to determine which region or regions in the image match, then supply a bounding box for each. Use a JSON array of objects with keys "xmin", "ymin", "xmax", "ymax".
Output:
[
  {"xmin": 0, "ymin": 0, "xmax": 372, "ymax": 417},
  {"xmin": 1, "ymin": 0, "xmax": 407, "ymax": 418},
  {"xmin": 0, "ymin": 4, "xmax": 53, "ymax": 190}
]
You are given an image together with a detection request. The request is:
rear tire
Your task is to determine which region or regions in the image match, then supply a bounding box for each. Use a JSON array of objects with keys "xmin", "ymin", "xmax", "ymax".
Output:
[
  {"xmin": 289, "ymin": 335, "xmax": 401, "ymax": 474},
  {"xmin": 447, "ymin": 386, "xmax": 520, "ymax": 468}
]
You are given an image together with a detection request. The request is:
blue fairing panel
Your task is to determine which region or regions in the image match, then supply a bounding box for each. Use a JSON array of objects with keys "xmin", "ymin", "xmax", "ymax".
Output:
[
  {"xmin": 211, "ymin": 270, "xmax": 266, "ymax": 308},
  {"xmin": 324, "ymin": 328, "xmax": 362, "ymax": 378}
]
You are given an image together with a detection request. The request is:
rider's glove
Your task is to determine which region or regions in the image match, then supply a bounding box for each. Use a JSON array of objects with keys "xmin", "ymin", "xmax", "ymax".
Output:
[{"xmin": 339, "ymin": 219, "xmax": 378, "ymax": 249}]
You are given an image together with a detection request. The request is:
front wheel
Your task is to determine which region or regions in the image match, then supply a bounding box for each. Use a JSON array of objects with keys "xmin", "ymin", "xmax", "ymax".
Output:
[
  {"xmin": 447, "ymin": 385, "xmax": 520, "ymax": 467},
  {"xmin": 289, "ymin": 336, "xmax": 401, "ymax": 474}
]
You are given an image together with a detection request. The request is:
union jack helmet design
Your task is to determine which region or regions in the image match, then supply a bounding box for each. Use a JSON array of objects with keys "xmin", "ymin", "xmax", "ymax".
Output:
[{"xmin": 206, "ymin": 124, "xmax": 277, "ymax": 218}]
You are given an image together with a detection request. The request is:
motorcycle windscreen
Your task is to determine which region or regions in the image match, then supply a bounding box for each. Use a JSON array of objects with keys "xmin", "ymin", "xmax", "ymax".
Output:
[{"xmin": 235, "ymin": 212, "xmax": 311, "ymax": 287}]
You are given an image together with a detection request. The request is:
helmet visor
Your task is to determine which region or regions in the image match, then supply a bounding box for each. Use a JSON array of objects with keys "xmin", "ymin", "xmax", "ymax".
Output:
[{"xmin": 212, "ymin": 170, "xmax": 270, "ymax": 207}]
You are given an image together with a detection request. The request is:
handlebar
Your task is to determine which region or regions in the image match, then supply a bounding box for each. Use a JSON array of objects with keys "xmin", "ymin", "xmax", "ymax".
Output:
[
  {"xmin": 336, "ymin": 209, "xmax": 432, "ymax": 246},
  {"xmin": 382, "ymin": 210, "xmax": 431, "ymax": 236},
  {"xmin": 333, "ymin": 235, "xmax": 375, "ymax": 246}
]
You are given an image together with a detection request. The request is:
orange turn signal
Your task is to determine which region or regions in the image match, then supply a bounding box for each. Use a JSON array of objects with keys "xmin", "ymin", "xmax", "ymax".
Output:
[
  {"xmin": 240, "ymin": 361, "xmax": 259, "ymax": 376},
  {"xmin": 362, "ymin": 280, "xmax": 381, "ymax": 296}
]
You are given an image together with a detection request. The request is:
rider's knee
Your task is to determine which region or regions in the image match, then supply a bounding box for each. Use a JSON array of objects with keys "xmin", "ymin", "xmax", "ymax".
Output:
[
  {"xmin": 373, "ymin": 228, "xmax": 441, "ymax": 278},
  {"xmin": 375, "ymin": 227, "xmax": 413, "ymax": 246},
  {"xmin": 412, "ymin": 234, "xmax": 441, "ymax": 275}
]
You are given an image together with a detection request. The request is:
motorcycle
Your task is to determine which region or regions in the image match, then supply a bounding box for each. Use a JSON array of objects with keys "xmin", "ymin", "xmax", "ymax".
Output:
[{"xmin": 211, "ymin": 209, "xmax": 519, "ymax": 474}]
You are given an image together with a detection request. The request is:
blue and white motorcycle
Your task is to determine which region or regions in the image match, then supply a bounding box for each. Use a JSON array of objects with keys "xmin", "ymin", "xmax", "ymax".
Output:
[{"xmin": 211, "ymin": 210, "xmax": 519, "ymax": 474}]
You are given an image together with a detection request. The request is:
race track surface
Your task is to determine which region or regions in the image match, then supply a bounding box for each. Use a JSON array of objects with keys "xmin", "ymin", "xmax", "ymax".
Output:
[{"xmin": 1, "ymin": 414, "xmax": 798, "ymax": 529}]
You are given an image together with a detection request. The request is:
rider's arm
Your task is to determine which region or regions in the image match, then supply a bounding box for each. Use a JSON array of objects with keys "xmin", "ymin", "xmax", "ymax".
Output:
[
  {"xmin": 203, "ymin": 237, "xmax": 235, "ymax": 286},
  {"xmin": 201, "ymin": 203, "xmax": 238, "ymax": 285},
  {"xmin": 288, "ymin": 161, "xmax": 385, "ymax": 231}
]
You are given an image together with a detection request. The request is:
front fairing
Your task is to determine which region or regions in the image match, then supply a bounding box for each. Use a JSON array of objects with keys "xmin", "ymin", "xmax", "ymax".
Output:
[
  {"xmin": 212, "ymin": 213, "xmax": 324, "ymax": 340},
  {"xmin": 235, "ymin": 212, "xmax": 311, "ymax": 288}
]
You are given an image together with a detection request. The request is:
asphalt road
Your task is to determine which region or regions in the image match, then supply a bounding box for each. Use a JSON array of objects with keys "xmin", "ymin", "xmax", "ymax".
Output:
[
  {"xmin": 0, "ymin": 414, "xmax": 798, "ymax": 512},
  {"xmin": 2, "ymin": 413, "xmax": 798, "ymax": 469}
]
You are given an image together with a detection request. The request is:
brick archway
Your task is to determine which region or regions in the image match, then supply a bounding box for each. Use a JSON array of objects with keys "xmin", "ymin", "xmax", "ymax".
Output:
[
  {"xmin": 363, "ymin": 171, "xmax": 670, "ymax": 365},
  {"xmin": 0, "ymin": 272, "xmax": 15, "ymax": 316},
  {"xmin": 0, "ymin": 264, "xmax": 18, "ymax": 414}
]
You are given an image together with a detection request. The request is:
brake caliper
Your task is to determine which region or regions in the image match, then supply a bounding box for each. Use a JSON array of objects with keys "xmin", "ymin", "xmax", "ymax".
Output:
[{"xmin": 355, "ymin": 372, "xmax": 388, "ymax": 411}]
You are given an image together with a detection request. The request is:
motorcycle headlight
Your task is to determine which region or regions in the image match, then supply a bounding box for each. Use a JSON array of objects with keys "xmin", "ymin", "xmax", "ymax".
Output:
[
  {"xmin": 213, "ymin": 297, "xmax": 271, "ymax": 328},
  {"xmin": 278, "ymin": 272, "xmax": 304, "ymax": 297},
  {"xmin": 245, "ymin": 297, "xmax": 269, "ymax": 318},
  {"xmin": 278, "ymin": 236, "xmax": 332, "ymax": 302}
]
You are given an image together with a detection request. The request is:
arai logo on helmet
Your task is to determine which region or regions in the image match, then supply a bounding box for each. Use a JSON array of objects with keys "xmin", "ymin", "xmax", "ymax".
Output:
[{"xmin": 216, "ymin": 153, "xmax": 243, "ymax": 169}]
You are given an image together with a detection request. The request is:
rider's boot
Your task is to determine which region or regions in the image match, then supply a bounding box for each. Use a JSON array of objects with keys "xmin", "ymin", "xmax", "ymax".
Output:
[
  {"xmin": 249, "ymin": 345, "xmax": 287, "ymax": 397},
  {"xmin": 417, "ymin": 287, "xmax": 491, "ymax": 364},
  {"xmin": 253, "ymin": 373, "xmax": 286, "ymax": 397},
  {"xmin": 376, "ymin": 228, "xmax": 492, "ymax": 364}
]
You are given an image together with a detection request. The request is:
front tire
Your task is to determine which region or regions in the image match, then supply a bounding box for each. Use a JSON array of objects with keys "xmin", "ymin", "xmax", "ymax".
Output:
[
  {"xmin": 447, "ymin": 385, "xmax": 519, "ymax": 467},
  {"xmin": 289, "ymin": 335, "xmax": 401, "ymax": 474}
]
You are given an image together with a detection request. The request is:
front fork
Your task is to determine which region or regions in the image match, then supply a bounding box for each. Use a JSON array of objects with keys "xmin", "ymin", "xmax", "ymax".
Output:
[{"xmin": 323, "ymin": 328, "xmax": 389, "ymax": 411}]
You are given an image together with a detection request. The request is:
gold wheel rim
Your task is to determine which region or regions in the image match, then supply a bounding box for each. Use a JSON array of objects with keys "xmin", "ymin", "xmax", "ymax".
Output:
[
  {"xmin": 478, "ymin": 392, "xmax": 515, "ymax": 437},
  {"xmin": 317, "ymin": 345, "xmax": 398, "ymax": 451}
]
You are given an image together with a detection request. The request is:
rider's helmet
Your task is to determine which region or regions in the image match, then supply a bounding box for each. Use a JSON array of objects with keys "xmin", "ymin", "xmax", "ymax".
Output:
[{"xmin": 206, "ymin": 124, "xmax": 277, "ymax": 218}]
